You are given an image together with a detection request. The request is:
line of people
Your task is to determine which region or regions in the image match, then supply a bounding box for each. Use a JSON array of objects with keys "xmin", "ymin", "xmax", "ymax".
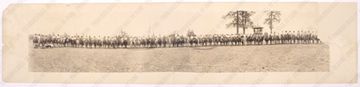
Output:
[{"xmin": 30, "ymin": 31, "xmax": 321, "ymax": 49}]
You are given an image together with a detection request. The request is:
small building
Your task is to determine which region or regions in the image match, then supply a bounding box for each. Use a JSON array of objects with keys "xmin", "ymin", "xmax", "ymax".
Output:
[{"xmin": 253, "ymin": 27, "xmax": 263, "ymax": 34}]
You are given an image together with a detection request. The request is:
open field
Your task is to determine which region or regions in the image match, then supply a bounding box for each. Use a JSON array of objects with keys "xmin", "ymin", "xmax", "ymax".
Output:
[{"xmin": 30, "ymin": 44, "xmax": 329, "ymax": 72}]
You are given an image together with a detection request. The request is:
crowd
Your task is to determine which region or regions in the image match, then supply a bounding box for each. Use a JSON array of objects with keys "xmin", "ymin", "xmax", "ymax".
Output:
[{"xmin": 30, "ymin": 31, "xmax": 321, "ymax": 49}]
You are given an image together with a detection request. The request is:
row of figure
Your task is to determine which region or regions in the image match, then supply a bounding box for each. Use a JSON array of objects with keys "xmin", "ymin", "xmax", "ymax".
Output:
[{"xmin": 30, "ymin": 31, "xmax": 321, "ymax": 49}]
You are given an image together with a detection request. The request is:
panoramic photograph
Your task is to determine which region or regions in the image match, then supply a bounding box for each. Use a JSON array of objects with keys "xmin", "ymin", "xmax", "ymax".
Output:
[
  {"xmin": 2, "ymin": 2, "xmax": 356, "ymax": 84},
  {"xmin": 28, "ymin": 4, "xmax": 328, "ymax": 72}
]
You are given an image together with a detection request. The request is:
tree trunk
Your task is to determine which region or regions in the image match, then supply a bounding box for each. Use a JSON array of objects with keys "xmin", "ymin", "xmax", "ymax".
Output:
[
  {"xmin": 243, "ymin": 27, "xmax": 246, "ymax": 34},
  {"xmin": 270, "ymin": 21, "xmax": 273, "ymax": 33},
  {"xmin": 243, "ymin": 12, "xmax": 246, "ymax": 34},
  {"xmin": 269, "ymin": 11, "xmax": 274, "ymax": 33},
  {"xmin": 236, "ymin": 11, "xmax": 239, "ymax": 34}
]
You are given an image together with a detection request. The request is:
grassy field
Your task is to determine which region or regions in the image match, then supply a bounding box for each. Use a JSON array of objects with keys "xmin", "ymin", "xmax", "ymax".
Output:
[{"xmin": 30, "ymin": 44, "xmax": 329, "ymax": 72}]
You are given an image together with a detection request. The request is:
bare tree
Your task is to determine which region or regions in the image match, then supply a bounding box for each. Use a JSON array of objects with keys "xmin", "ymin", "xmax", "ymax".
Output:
[
  {"xmin": 264, "ymin": 11, "xmax": 281, "ymax": 33},
  {"xmin": 223, "ymin": 10, "xmax": 255, "ymax": 34}
]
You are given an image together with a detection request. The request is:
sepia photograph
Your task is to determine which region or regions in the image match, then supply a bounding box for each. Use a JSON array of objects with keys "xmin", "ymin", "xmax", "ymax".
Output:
[
  {"xmin": 29, "ymin": 9, "xmax": 328, "ymax": 72},
  {"xmin": 2, "ymin": 1, "xmax": 358, "ymax": 85}
]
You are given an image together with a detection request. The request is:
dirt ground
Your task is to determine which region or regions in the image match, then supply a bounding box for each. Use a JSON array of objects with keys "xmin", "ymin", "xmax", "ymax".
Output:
[{"xmin": 30, "ymin": 44, "xmax": 329, "ymax": 72}]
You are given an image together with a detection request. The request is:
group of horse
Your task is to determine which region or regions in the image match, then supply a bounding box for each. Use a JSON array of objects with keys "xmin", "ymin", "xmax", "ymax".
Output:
[{"xmin": 30, "ymin": 31, "xmax": 321, "ymax": 49}]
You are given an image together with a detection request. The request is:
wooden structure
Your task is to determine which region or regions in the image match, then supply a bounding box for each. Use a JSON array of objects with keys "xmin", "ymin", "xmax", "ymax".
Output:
[{"xmin": 253, "ymin": 27, "xmax": 263, "ymax": 34}]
